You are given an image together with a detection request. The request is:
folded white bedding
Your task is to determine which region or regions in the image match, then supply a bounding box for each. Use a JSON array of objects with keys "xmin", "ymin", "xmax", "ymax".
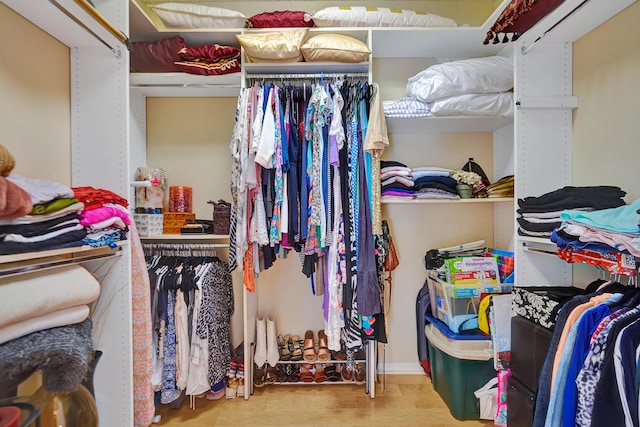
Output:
[
  {"xmin": 0, "ymin": 265, "xmax": 100, "ymax": 328},
  {"xmin": 0, "ymin": 304, "xmax": 90, "ymax": 345}
]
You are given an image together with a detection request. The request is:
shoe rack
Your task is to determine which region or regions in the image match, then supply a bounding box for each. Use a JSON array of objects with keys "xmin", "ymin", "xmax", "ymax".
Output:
[{"xmin": 247, "ymin": 320, "xmax": 375, "ymax": 396}]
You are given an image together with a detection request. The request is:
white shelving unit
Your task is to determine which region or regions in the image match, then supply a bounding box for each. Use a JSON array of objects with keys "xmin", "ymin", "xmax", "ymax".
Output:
[
  {"xmin": 0, "ymin": 0, "xmax": 133, "ymax": 425},
  {"xmin": 382, "ymin": 197, "xmax": 513, "ymax": 205},
  {"xmin": 511, "ymin": 0, "xmax": 638, "ymax": 287},
  {"xmin": 386, "ymin": 116, "xmax": 513, "ymax": 134},
  {"xmin": 127, "ymin": 0, "xmax": 519, "ymax": 392}
]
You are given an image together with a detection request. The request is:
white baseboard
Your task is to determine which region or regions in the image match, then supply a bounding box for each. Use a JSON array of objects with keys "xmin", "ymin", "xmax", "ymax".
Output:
[{"xmin": 379, "ymin": 363, "xmax": 426, "ymax": 375}]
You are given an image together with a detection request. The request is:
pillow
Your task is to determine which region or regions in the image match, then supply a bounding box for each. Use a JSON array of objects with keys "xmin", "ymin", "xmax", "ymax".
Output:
[
  {"xmin": 174, "ymin": 58, "xmax": 241, "ymax": 76},
  {"xmin": 149, "ymin": 3, "xmax": 247, "ymax": 29},
  {"xmin": 248, "ymin": 11, "xmax": 313, "ymax": 28},
  {"xmin": 430, "ymin": 92, "xmax": 514, "ymax": 117},
  {"xmin": 406, "ymin": 56, "xmax": 513, "ymax": 103},
  {"xmin": 311, "ymin": 6, "xmax": 457, "ymax": 27},
  {"xmin": 301, "ymin": 34, "xmax": 370, "ymax": 63},
  {"xmin": 236, "ymin": 29, "xmax": 308, "ymax": 63},
  {"xmin": 130, "ymin": 36, "xmax": 185, "ymax": 72}
]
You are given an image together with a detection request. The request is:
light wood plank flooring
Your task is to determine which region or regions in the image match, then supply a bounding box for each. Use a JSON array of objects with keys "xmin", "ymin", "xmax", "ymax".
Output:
[{"xmin": 156, "ymin": 374, "xmax": 493, "ymax": 426}]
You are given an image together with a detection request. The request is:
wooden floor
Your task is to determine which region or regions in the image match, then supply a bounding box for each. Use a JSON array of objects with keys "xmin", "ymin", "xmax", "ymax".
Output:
[{"xmin": 156, "ymin": 374, "xmax": 493, "ymax": 427}]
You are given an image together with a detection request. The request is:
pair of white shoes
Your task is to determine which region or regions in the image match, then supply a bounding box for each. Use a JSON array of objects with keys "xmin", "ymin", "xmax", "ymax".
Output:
[{"xmin": 254, "ymin": 317, "xmax": 279, "ymax": 368}]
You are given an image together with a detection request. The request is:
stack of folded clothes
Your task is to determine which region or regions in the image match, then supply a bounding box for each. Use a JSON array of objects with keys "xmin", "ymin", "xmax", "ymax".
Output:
[
  {"xmin": 551, "ymin": 198, "xmax": 640, "ymax": 275},
  {"xmin": 517, "ymin": 186, "xmax": 627, "ymax": 238},
  {"xmin": 381, "ymin": 160, "xmax": 415, "ymax": 200},
  {"xmin": 0, "ymin": 175, "xmax": 88, "ymax": 255},
  {"xmin": 412, "ymin": 166, "xmax": 457, "ymax": 199}
]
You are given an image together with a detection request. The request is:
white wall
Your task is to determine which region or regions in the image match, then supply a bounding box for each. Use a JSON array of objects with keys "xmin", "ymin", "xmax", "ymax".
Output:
[
  {"xmin": 571, "ymin": 1, "xmax": 640, "ymax": 286},
  {"xmin": 0, "ymin": 4, "xmax": 70, "ymax": 184}
]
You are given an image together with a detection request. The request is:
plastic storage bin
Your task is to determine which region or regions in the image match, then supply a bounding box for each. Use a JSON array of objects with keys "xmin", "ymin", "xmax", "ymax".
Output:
[
  {"xmin": 426, "ymin": 323, "xmax": 495, "ymax": 420},
  {"xmin": 427, "ymin": 271, "xmax": 511, "ymax": 333}
]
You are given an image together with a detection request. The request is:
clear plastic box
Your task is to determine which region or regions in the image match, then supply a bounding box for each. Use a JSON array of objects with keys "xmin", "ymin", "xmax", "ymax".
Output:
[{"xmin": 427, "ymin": 270, "xmax": 512, "ymax": 334}]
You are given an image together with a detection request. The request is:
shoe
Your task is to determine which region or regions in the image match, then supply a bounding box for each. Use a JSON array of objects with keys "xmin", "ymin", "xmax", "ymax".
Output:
[
  {"xmin": 206, "ymin": 380, "xmax": 225, "ymax": 400},
  {"xmin": 276, "ymin": 365, "xmax": 288, "ymax": 383},
  {"xmin": 226, "ymin": 360, "xmax": 238, "ymax": 399},
  {"xmin": 254, "ymin": 318, "xmax": 267, "ymax": 368},
  {"xmin": 354, "ymin": 350, "xmax": 366, "ymax": 386},
  {"xmin": 300, "ymin": 363, "xmax": 314, "ymax": 383},
  {"xmin": 289, "ymin": 335, "xmax": 303, "ymax": 361},
  {"xmin": 354, "ymin": 362, "xmax": 366, "ymax": 385},
  {"xmin": 325, "ymin": 363, "xmax": 341, "ymax": 382},
  {"xmin": 317, "ymin": 330, "xmax": 331, "ymax": 362},
  {"xmin": 303, "ymin": 330, "xmax": 317, "ymax": 362},
  {"xmin": 236, "ymin": 359, "xmax": 245, "ymax": 397},
  {"xmin": 265, "ymin": 365, "xmax": 278, "ymax": 385},
  {"xmin": 341, "ymin": 349, "xmax": 355, "ymax": 383},
  {"xmin": 287, "ymin": 364, "xmax": 301, "ymax": 382},
  {"xmin": 314, "ymin": 363, "xmax": 327, "ymax": 383},
  {"xmin": 341, "ymin": 363, "xmax": 354, "ymax": 383},
  {"xmin": 253, "ymin": 363, "xmax": 265, "ymax": 388},
  {"xmin": 277, "ymin": 334, "xmax": 291, "ymax": 361},
  {"xmin": 266, "ymin": 318, "xmax": 279, "ymax": 367}
]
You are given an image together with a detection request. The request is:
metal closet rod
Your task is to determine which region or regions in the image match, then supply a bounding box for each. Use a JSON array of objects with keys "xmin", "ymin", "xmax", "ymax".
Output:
[
  {"xmin": 142, "ymin": 243, "xmax": 229, "ymax": 249},
  {"xmin": 245, "ymin": 72, "xmax": 369, "ymax": 81},
  {"xmin": 521, "ymin": 0, "xmax": 591, "ymax": 55},
  {"xmin": 0, "ymin": 248, "xmax": 123, "ymax": 278},
  {"xmin": 49, "ymin": 0, "xmax": 128, "ymax": 58}
]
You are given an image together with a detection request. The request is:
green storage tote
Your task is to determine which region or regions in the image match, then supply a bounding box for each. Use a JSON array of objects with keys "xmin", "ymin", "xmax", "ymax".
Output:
[{"xmin": 426, "ymin": 323, "xmax": 496, "ymax": 420}]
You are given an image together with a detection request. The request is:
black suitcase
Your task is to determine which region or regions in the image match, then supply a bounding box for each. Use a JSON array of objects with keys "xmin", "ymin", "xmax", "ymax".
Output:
[{"xmin": 416, "ymin": 277, "xmax": 431, "ymax": 376}]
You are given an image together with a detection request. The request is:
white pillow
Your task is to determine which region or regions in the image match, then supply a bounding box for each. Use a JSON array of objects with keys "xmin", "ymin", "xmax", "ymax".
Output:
[
  {"xmin": 406, "ymin": 56, "xmax": 513, "ymax": 103},
  {"xmin": 311, "ymin": 6, "xmax": 457, "ymax": 27},
  {"xmin": 149, "ymin": 3, "xmax": 247, "ymax": 29},
  {"xmin": 430, "ymin": 92, "xmax": 514, "ymax": 117}
]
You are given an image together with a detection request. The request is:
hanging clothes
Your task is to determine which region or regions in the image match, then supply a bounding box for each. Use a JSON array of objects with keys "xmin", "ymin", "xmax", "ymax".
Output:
[
  {"xmin": 145, "ymin": 253, "xmax": 234, "ymax": 405},
  {"xmin": 533, "ymin": 282, "xmax": 640, "ymax": 427},
  {"xmin": 228, "ymin": 75, "xmax": 388, "ymax": 350}
]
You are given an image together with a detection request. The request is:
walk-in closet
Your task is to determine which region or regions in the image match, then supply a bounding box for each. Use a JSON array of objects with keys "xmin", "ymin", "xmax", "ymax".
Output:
[{"xmin": 1, "ymin": 0, "xmax": 639, "ymax": 425}]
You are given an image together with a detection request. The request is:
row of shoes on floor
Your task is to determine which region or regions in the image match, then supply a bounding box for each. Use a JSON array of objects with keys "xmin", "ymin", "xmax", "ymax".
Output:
[
  {"xmin": 253, "ymin": 317, "xmax": 366, "ymax": 385},
  {"xmin": 225, "ymin": 344, "xmax": 245, "ymax": 400}
]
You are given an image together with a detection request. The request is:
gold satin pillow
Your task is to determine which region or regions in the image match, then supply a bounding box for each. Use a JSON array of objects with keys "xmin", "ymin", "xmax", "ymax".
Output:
[
  {"xmin": 301, "ymin": 34, "xmax": 371, "ymax": 63},
  {"xmin": 236, "ymin": 29, "xmax": 308, "ymax": 63}
]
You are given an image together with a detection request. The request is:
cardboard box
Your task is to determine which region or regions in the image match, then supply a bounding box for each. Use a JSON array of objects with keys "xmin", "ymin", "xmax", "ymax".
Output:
[
  {"xmin": 163, "ymin": 212, "xmax": 196, "ymax": 234},
  {"xmin": 444, "ymin": 257, "xmax": 500, "ymax": 285}
]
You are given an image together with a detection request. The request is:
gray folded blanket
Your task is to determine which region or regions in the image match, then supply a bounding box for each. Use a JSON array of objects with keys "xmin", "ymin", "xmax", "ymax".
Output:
[{"xmin": 0, "ymin": 319, "xmax": 93, "ymax": 392}]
